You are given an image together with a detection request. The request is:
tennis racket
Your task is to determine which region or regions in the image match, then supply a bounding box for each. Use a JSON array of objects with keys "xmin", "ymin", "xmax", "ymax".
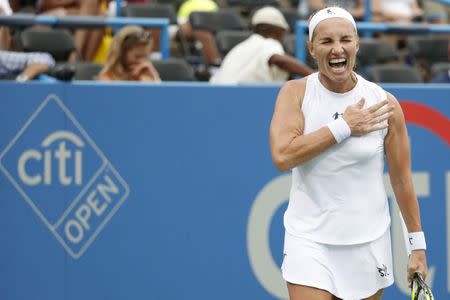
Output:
[{"xmin": 411, "ymin": 272, "xmax": 434, "ymax": 300}]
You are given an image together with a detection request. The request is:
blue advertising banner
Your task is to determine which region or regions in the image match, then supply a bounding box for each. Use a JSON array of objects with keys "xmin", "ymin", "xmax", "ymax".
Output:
[{"xmin": 0, "ymin": 82, "xmax": 449, "ymax": 300}]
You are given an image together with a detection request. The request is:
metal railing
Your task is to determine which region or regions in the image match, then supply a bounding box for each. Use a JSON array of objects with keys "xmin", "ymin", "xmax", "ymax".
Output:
[
  {"xmin": 295, "ymin": 21, "xmax": 450, "ymax": 63},
  {"xmin": 0, "ymin": 14, "xmax": 170, "ymax": 59}
]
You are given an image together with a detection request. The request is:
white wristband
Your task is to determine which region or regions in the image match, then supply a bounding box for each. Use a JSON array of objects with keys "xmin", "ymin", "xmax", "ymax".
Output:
[
  {"xmin": 409, "ymin": 231, "xmax": 427, "ymax": 251},
  {"xmin": 327, "ymin": 117, "xmax": 351, "ymax": 143}
]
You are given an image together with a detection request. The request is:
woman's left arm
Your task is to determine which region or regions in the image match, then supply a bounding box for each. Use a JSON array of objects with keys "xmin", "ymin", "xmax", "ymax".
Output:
[{"xmin": 384, "ymin": 92, "xmax": 428, "ymax": 283}]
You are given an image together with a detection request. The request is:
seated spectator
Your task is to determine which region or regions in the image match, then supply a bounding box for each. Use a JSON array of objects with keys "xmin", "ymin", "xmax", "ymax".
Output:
[
  {"xmin": 371, "ymin": 0, "xmax": 423, "ymax": 23},
  {"xmin": 422, "ymin": 0, "xmax": 450, "ymax": 24},
  {"xmin": 177, "ymin": 0, "xmax": 221, "ymax": 65},
  {"xmin": 0, "ymin": 0, "xmax": 12, "ymax": 50},
  {"xmin": 98, "ymin": 25, "xmax": 160, "ymax": 81},
  {"xmin": 307, "ymin": 0, "xmax": 365, "ymax": 21},
  {"xmin": 36, "ymin": 0, "xmax": 103, "ymax": 61},
  {"xmin": 0, "ymin": 50, "xmax": 55, "ymax": 81},
  {"xmin": 371, "ymin": 0, "xmax": 423, "ymax": 48},
  {"xmin": 431, "ymin": 41, "xmax": 450, "ymax": 83},
  {"xmin": 210, "ymin": 7, "xmax": 313, "ymax": 84},
  {"xmin": 0, "ymin": 0, "xmax": 12, "ymax": 14},
  {"xmin": 432, "ymin": 68, "xmax": 450, "ymax": 83}
]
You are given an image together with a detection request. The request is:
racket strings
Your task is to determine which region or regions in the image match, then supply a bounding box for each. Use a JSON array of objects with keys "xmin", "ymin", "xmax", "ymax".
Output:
[{"xmin": 412, "ymin": 274, "xmax": 434, "ymax": 300}]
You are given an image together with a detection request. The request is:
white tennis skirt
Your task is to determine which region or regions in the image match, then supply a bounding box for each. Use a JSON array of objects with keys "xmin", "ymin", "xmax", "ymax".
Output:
[{"xmin": 281, "ymin": 229, "xmax": 394, "ymax": 300}]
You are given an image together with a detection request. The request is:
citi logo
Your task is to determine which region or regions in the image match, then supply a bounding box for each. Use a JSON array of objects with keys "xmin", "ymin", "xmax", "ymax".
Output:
[
  {"xmin": 0, "ymin": 95, "xmax": 129, "ymax": 259},
  {"xmin": 18, "ymin": 130, "xmax": 83, "ymax": 186}
]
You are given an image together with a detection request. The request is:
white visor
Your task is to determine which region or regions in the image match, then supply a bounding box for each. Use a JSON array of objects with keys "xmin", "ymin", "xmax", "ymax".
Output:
[{"xmin": 308, "ymin": 7, "xmax": 357, "ymax": 41}]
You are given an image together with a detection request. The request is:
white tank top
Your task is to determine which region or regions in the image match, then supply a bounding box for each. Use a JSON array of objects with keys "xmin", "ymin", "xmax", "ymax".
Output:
[{"xmin": 284, "ymin": 72, "xmax": 391, "ymax": 245}]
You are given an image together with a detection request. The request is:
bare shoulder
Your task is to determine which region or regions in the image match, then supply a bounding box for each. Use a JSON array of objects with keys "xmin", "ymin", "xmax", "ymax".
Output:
[
  {"xmin": 385, "ymin": 91, "xmax": 399, "ymax": 106},
  {"xmin": 384, "ymin": 91, "xmax": 404, "ymax": 118},
  {"xmin": 384, "ymin": 91, "xmax": 407, "ymax": 142},
  {"xmin": 281, "ymin": 78, "xmax": 307, "ymax": 92},
  {"xmin": 276, "ymin": 78, "xmax": 308, "ymax": 107}
]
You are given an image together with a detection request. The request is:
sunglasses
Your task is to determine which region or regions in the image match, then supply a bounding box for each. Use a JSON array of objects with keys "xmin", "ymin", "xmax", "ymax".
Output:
[{"xmin": 123, "ymin": 31, "xmax": 152, "ymax": 43}]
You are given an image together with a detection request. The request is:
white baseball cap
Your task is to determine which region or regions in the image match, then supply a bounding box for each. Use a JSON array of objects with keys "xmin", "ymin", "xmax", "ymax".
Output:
[{"xmin": 251, "ymin": 7, "xmax": 289, "ymax": 31}]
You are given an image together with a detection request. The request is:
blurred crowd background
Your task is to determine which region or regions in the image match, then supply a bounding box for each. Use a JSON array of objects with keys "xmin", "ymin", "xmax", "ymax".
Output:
[{"xmin": 0, "ymin": 0, "xmax": 449, "ymax": 83}]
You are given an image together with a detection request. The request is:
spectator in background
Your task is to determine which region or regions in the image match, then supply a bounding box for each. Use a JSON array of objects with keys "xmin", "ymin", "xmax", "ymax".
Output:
[
  {"xmin": 0, "ymin": 0, "xmax": 12, "ymax": 50},
  {"xmin": 371, "ymin": 0, "xmax": 423, "ymax": 48},
  {"xmin": 98, "ymin": 25, "xmax": 160, "ymax": 81},
  {"xmin": 422, "ymin": 0, "xmax": 450, "ymax": 24},
  {"xmin": 308, "ymin": 0, "xmax": 366, "ymax": 21},
  {"xmin": 210, "ymin": 7, "xmax": 313, "ymax": 84},
  {"xmin": 431, "ymin": 41, "xmax": 450, "ymax": 83},
  {"xmin": 0, "ymin": 0, "xmax": 12, "ymax": 14},
  {"xmin": 371, "ymin": 0, "xmax": 423, "ymax": 23},
  {"xmin": 177, "ymin": 0, "xmax": 222, "ymax": 66},
  {"xmin": 0, "ymin": 1, "xmax": 58, "ymax": 82},
  {"xmin": 36, "ymin": 0, "xmax": 104, "ymax": 61},
  {"xmin": 432, "ymin": 68, "xmax": 450, "ymax": 83},
  {"xmin": 0, "ymin": 50, "xmax": 55, "ymax": 81}
]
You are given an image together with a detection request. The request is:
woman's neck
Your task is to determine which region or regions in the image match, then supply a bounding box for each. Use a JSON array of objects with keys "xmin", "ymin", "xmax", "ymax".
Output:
[{"xmin": 318, "ymin": 72, "xmax": 358, "ymax": 93}]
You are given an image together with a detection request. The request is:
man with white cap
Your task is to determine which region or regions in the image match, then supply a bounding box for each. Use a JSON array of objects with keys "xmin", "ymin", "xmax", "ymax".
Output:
[
  {"xmin": 210, "ymin": 6, "xmax": 312, "ymax": 84},
  {"xmin": 270, "ymin": 6, "xmax": 428, "ymax": 300}
]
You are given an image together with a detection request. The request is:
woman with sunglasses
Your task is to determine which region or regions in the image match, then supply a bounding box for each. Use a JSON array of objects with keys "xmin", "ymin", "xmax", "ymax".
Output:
[{"xmin": 98, "ymin": 26, "xmax": 160, "ymax": 82}]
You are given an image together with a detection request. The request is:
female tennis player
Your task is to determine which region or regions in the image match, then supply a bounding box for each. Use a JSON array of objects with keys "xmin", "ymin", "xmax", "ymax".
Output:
[{"xmin": 269, "ymin": 6, "xmax": 428, "ymax": 300}]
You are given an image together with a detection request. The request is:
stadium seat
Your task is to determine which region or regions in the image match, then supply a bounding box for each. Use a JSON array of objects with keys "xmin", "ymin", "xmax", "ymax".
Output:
[
  {"xmin": 283, "ymin": 34, "xmax": 316, "ymax": 68},
  {"xmin": 226, "ymin": 0, "xmax": 279, "ymax": 14},
  {"xmin": 215, "ymin": 30, "xmax": 252, "ymax": 57},
  {"xmin": 280, "ymin": 9, "xmax": 302, "ymax": 33},
  {"xmin": 407, "ymin": 36, "xmax": 449, "ymax": 65},
  {"xmin": 154, "ymin": 0, "xmax": 185, "ymax": 11},
  {"xmin": 366, "ymin": 64, "xmax": 423, "ymax": 83},
  {"xmin": 19, "ymin": 28, "xmax": 76, "ymax": 62},
  {"xmin": 123, "ymin": 3, "xmax": 178, "ymax": 24},
  {"xmin": 72, "ymin": 62, "xmax": 103, "ymax": 80},
  {"xmin": 46, "ymin": 63, "xmax": 76, "ymax": 81},
  {"xmin": 283, "ymin": 34, "xmax": 296, "ymax": 56},
  {"xmin": 152, "ymin": 58, "xmax": 196, "ymax": 81},
  {"xmin": 356, "ymin": 38, "xmax": 400, "ymax": 66},
  {"xmin": 189, "ymin": 10, "xmax": 248, "ymax": 34}
]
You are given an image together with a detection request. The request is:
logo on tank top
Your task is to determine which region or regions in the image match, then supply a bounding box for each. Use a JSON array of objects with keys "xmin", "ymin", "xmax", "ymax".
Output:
[
  {"xmin": 377, "ymin": 264, "xmax": 390, "ymax": 277},
  {"xmin": 333, "ymin": 112, "xmax": 343, "ymax": 120}
]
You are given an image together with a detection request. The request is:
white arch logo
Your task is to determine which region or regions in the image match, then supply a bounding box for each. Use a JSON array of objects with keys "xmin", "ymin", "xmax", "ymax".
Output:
[
  {"xmin": 247, "ymin": 174, "xmax": 290, "ymax": 299},
  {"xmin": 18, "ymin": 130, "xmax": 84, "ymax": 186}
]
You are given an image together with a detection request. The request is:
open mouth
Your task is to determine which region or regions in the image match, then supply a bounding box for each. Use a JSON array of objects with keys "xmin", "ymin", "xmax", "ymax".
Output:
[{"xmin": 329, "ymin": 58, "xmax": 347, "ymax": 69}]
